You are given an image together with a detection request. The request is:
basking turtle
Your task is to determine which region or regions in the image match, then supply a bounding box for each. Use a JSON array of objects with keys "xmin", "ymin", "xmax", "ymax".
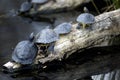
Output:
[
  {"xmin": 76, "ymin": 7, "xmax": 95, "ymax": 29},
  {"xmin": 35, "ymin": 28, "xmax": 59, "ymax": 56},
  {"xmin": 54, "ymin": 22, "xmax": 72, "ymax": 35},
  {"xmin": 19, "ymin": 0, "xmax": 32, "ymax": 13},
  {"xmin": 12, "ymin": 33, "xmax": 38, "ymax": 65}
]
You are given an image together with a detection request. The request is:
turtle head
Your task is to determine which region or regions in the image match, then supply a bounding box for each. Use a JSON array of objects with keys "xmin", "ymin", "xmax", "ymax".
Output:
[
  {"xmin": 83, "ymin": 7, "xmax": 89, "ymax": 13},
  {"xmin": 29, "ymin": 32, "xmax": 34, "ymax": 42}
]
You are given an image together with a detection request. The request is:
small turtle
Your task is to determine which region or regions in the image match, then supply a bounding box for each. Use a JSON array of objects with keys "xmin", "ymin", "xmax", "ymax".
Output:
[
  {"xmin": 19, "ymin": 0, "xmax": 32, "ymax": 13},
  {"xmin": 76, "ymin": 7, "xmax": 95, "ymax": 29},
  {"xmin": 54, "ymin": 22, "xmax": 72, "ymax": 35},
  {"xmin": 35, "ymin": 28, "xmax": 59, "ymax": 56},
  {"xmin": 12, "ymin": 33, "xmax": 38, "ymax": 65}
]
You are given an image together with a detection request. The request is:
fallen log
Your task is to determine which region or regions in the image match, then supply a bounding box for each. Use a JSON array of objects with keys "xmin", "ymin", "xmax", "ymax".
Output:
[
  {"xmin": 36, "ymin": 0, "xmax": 90, "ymax": 14},
  {"xmin": 31, "ymin": 9, "xmax": 120, "ymax": 80},
  {"xmin": 37, "ymin": 9, "xmax": 120, "ymax": 64}
]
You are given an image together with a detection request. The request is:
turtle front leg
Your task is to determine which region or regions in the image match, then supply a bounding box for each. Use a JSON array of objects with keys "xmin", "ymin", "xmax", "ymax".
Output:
[{"xmin": 82, "ymin": 23, "xmax": 86, "ymax": 29}]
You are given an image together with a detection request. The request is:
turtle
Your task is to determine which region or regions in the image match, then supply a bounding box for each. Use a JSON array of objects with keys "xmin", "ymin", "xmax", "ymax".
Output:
[
  {"xmin": 12, "ymin": 33, "xmax": 38, "ymax": 65},
  {"xmin": 35, "ymin": 28, "xmax": 59, "ymax": 56},
  {"xmin": 76, "ymin": 7, "xmax": 95, "ymax": 29},
  {"xmin": 19, "ymin": 0, "xmax": 32, "ymax": 13},
  {"xmin": 54, "ymin": 22, "xmax": 72, "ymax": 35}
]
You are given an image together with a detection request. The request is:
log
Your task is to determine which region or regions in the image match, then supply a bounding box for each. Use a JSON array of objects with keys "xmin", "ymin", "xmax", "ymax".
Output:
[
  {"xmin": 27, "ymin": 9, "xmax": 120, "ymax": 80},
  {"xmin": 37, "ymin": 9, "xmax": 120, "ymax": 64},
  {"xmin": 35, "ymin": 0, "xmax": 90, "ymax": 14}
]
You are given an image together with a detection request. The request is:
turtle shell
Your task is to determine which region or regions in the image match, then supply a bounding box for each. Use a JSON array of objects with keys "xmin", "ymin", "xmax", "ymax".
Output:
[
  {"xmin": 54, "ymin": 22, "xmax": 72, "ymax": 34},
  {"xmin": 12, "ymin": 41, "xmax": 38, "ymax": 64},
  {"xmin": 20, "ymin": 1, "xmax": 32, "ymax": 12},
  {"xmin": 35, "ymin": 29, "xmax": 59, "ymax": 44},
  {"xmin": 32, "ymin": 0, "xmax": 48, "ymax": 3},
  {"xmin": 76, "ymin": 13, "xmax": 95, "ymax": 24}
]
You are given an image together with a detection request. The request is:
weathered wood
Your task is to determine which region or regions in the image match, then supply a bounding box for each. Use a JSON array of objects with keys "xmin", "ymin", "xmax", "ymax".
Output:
[
  {"xmin": 37, "ymin": 9, "xmax": 120, "ymax": 64},
  {"xmin": 24, "ymin": 9, "xmax": 120, "ymax": 80},
  {"xmin": 35, "ymin": 0, "xmax": 90, "ymax": 14}
]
